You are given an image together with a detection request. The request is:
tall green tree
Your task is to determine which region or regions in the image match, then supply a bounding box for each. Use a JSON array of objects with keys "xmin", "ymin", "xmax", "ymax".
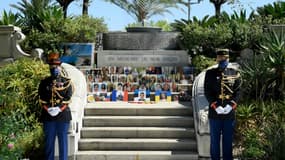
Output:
[
  {"xmin": 105, "ymin": 0, "xmax": 182, "ymax": 26},
  {"xmin": 177, "ymin": 0, "xmax": 203, "ymax": 20},
  {"xmin": 10, "ymin": 0, "xmax": 65, "ymax": 52},
  {"xmin": 257, "ymin": 1, "xmax": 285, "ymax": 20},
  {"xmin": 10, "ymin": 0, "xmax": 63, "ymax": 32}
]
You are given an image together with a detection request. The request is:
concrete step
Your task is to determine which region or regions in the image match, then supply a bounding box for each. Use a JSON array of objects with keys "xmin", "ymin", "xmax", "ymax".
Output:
[
  {"xmin": 75, "ymin": 102, "xmax": 198, "ymax": 159},
  {"xmin": 78, "ymin": 138, "xmax": 197, "ymax": 151},
  {"xmin": 85, "ymin": 102, "xmax": 192, "ymax": 116},
  {"xmin": 83, "ymin": 116, "xmax": 194, "ymax": 127},
  {"xmin": 76, "ymin": 150, "xmax": 198, "ymax": 160},
  {"xmin": 81, "ymin": 127, "xmax": 195, "ymax": 138}
]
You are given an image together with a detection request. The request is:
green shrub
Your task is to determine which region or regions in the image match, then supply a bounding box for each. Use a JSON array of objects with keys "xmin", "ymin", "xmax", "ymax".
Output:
[
  {"xmin": 241, "ymin": 129, "xmax": 266, "ymax": 159},
  {"xmin": 181, "ymin": 22, "xmax": 231, "ymax": 57},
  {"xmin": 236, "ymin": 101, "xmax": 285, "ymax": 159},
  {"xmin": 0, "ymin": 58, "xmax": 49, "ymax": 112},
  {"xmin": 0, "ymin": 58, "xmax": 49, "ymax": 159},
  {"xmin": 18, "ymin": 124, "xmax": 44, "ymax": 159},
  {"xmin": 240, "ymin": 29, "xmax": 285, "ymax": 101},
  {"xmin": 191, "ymin": 55, "xmax": 216, "ymax": 74},
  {"xmin": 62, "ymin": 15, "xmax": 108, "ymax": 43},
  {"xmin": 239, "ymin": 54, "xmax": 273, "ymax": 101},
  {"xmin": 176, "ymin": 13, "xmax": 263, "ymax": 58},
  {"xmin": 229, "ymin": 20, "xmax": 263, "ymax": 51},
  {"xmin": 22, "ymin": 28, "xmax": 64, "ymax": 54},
  {"xmin": 0, "ymin": 110, "xmax": 44, "ymax": 159}
]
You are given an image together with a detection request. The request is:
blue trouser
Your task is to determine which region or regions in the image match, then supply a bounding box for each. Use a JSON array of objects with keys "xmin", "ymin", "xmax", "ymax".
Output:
[
  {"xmin": 43, "ymin": 121, "xmax": 70, "ymax": 160},
  {"xmin": 209, "ymin": 119, "xmax": 235, "ymax": 160}
]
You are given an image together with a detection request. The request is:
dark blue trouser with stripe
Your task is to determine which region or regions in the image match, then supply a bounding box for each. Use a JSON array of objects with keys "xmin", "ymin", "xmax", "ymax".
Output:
[
  {"xmin": 43, "ymin": 121, "xmax": 70, "ymax": 160},
  {"xmin": 209, "ymin": 119, "xmax": 235, "ymax": 160}
]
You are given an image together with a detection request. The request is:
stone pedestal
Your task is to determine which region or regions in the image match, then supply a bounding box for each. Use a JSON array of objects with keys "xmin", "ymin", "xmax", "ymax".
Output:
[
  {"xmin": 126, "ymin": 26, "xmax": 162, "ymax": 32},
  {"xmin": 0, "ymin": 25, "xmax": 30, "ymax": 65}
]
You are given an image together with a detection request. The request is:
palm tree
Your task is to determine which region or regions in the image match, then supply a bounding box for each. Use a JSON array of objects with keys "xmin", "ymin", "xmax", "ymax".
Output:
[
  {"xmin": 177, "ymin": 0, "xmax": 203, "ymax": 20},
  {"xmin": 209, "ymin": 0, "xmax": 240, "ymax": 18},
  {"xmin": 105, "ymin": 0, "xmax": 182, "ymax": 26},
  {"xmin": 209, "ymin": 0, "xmax": 227, "ymax": 17},
  {"xmin": 56, "ymin": 0, "xmax": 75, "ymax": 18},
  {"xmin": 82, "ymin": 0, "xmax": 89, "ymax": 15},
  {"xmin": 0, "ymin": 10, "xmax": 22, "ymax": 26},
  {"xmin": 257, "ymin": 1, "xmax": 285, "ymax": 20},
  {"xmin": 10, "ymin": 0, "xmax": 55, "ymax": 31}
]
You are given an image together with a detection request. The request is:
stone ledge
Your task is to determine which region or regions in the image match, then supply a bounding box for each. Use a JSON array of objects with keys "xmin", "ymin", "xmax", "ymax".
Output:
[{"xmin": 103, "ymin": 32, "xmax": 182, "ymax": 50}]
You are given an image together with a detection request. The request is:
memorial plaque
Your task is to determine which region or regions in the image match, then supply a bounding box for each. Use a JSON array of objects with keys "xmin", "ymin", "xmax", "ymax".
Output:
[{"xmin": 97, "ymin": 50, "xmax": 189, "ymax": 67}]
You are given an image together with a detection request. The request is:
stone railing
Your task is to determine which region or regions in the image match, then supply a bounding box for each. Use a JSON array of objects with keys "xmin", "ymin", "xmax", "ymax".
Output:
[
  {"xmin": 0, "ymin": 25, "xmax": 29, "ymax": 64},
  {"xmin": 0, "ymin": 25, "xmax": 43, "ymax": 65},
  {"xmin": 54, "ymin": 63, "xmax": 87, "ymax": 159}
]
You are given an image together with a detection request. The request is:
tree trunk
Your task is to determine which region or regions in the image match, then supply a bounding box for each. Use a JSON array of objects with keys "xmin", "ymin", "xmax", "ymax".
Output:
[
  {"xmin": 209, "ymin": 0, "xmax": 227, "ymax": 18},
  {"xmin": 63, "ymin": 6, "xmax": 68, "ymax": 18},
  {"xmin": 215, "ymin": 3, "xmax": 221, "ymax": 17},
  {"xmin": 82, "ymin": 0, "xmax": 89, "ymax": 15},
  {"xmin": 187, "ymin": 0, "xmax": 190, "ymax": 20},
  {"xmin": 56, "ymin": 0, "xmax": 75, "ymax": 18}
]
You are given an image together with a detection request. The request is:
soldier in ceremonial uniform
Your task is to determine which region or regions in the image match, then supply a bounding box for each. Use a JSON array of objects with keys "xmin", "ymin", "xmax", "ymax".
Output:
[
  {"xmin": 38, "ymin": 53, "xmax": 73, "ymax": 160},
  {"xmin": 204, "ymin": 49, "xmax": 241, "ymax": 160}
]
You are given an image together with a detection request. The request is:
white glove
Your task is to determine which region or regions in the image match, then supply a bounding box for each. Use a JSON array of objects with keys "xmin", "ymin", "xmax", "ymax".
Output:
[
  {"xmin": 223, "ymin": 104, "xmax": 232, "ymax": 114},
  {"xmin": 215, "ymin": 106, "xmax": 224, "ymax": 114},
  {"xmin": 48, "ymin": 107, "xmax": 61, "ymax": 117}
]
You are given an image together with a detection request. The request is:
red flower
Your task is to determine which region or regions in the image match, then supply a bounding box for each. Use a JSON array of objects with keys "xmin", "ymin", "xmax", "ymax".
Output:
[{"xmin": 7, "ymin": 143, "xmax": 14, "ymax": 150}]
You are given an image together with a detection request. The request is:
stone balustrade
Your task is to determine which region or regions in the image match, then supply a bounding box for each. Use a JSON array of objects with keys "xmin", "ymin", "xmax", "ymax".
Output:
[
  {"xmin": 54, "ymin": 63, "xmax": 87, "ymax": 159},
  {"xmin": 0, "ymin": 25, "xmax": 30, "ymax": 64},
  {"xmin": 0, "ymin": 25, "xmax": 44, "ymax": 66}
]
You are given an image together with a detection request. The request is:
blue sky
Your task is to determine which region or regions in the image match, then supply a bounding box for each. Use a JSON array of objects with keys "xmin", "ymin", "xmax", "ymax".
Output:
[{"xmin": 0, "ymin": 0, "xmax": 276, "ymax": 31}]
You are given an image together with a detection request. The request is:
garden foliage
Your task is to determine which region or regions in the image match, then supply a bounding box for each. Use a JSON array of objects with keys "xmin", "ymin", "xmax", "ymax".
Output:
[
  {"xmin": 0, "ymin": 58, "xmax": 49, "ymax": 159},
  {"xmin": 0, "ymin": 1, "xmax": 285, "ymax": 159}
]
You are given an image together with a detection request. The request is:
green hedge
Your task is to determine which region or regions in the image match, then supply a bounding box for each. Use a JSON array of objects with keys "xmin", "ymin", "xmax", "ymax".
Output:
[{"xmin": 0, "ymin": 58, "xmax": 49, "ymax": 159}]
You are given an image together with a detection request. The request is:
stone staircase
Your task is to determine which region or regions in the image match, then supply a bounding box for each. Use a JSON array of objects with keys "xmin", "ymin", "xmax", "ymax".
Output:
[{"xmin": 76, "ymin": 101, "xmax": 198, "ymax": 160}]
